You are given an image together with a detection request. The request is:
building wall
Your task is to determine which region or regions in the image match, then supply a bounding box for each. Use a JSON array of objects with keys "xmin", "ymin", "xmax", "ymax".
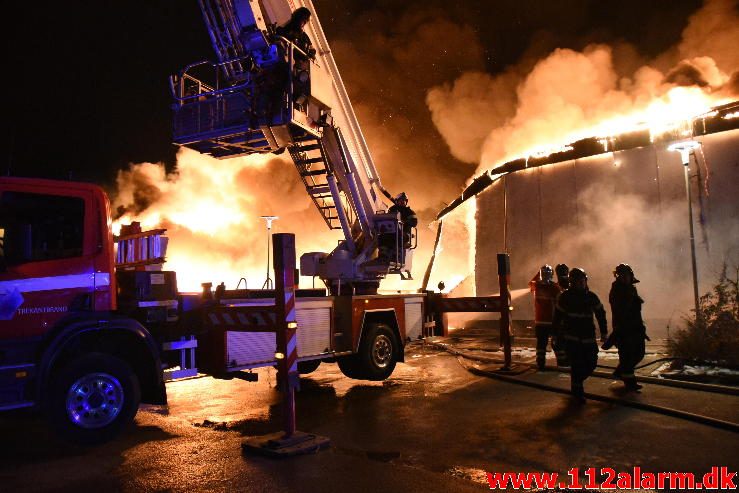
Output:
[{"xmin": 475, "ymin": 129, "xmax": 739, "ymax": 323}]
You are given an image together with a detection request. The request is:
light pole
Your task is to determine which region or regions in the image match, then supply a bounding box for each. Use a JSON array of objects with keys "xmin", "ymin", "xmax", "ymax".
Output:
[
  {"xmin": 667, "ymin": 140, "xmax": 702, "ymax": 320},
  {"xmin": 260, "ymin": 215, "xmax": 279, "ymax": 289}
]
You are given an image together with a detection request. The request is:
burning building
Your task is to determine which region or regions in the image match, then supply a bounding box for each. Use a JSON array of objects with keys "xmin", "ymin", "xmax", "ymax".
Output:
[
  {"xmin": 433, "ymin": 101, "xmax": 739, "ymax": 327},
  {"xmin": 108, "ymin": 0, "xmax": 738, "ymax": 306}
]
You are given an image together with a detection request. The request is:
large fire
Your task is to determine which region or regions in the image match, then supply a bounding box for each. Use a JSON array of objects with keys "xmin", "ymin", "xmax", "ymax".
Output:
[
  {"xmin": 112, "ymin": 0, "xmax": 737, "ymax": 295},
  {"xmin": 112, "ymin": 150, "xmax": 340, "ymax": 291}
]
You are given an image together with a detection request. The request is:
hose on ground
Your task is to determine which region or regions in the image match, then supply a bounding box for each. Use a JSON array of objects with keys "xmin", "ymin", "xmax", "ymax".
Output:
[
  {"xmin": 457, "ymin": 358, "xmax": 739, "ymax": 434},
  {"xmin": 597, "ymin": 356, "xmax": 734, "ymax": 371},
  {"xmin": 418, "ymin": 340, "xmax": 739, "ymax": 396}
]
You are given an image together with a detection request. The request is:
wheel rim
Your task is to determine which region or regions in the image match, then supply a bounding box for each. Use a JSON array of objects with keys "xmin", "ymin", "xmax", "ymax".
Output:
[
  {"xmin": 371, "ymin": 334, "xmax": 393, "ymax": 369},
  {"xmin": 66, "ymin": 372, "xmax": 124, "ymax": 429}
]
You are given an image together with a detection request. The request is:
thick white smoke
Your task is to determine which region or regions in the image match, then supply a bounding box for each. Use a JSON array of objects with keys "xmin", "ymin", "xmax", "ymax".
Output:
[
  {"xmin": 427, "ymin": 0, "xmax": 739, "ymax": 172},
  {"xmin": 543, "ymin": 184, "xmax": 688, "ymax": 320}
]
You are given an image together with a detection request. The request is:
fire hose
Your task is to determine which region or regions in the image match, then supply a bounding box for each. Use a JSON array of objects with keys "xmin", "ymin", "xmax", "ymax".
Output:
[{"xmin": 419, "ymin": 341, "xmax": 739, "ymax": 433}]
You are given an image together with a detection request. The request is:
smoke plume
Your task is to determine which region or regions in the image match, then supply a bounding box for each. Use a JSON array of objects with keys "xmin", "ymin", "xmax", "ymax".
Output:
[
  {"xmin": 543, "ymin": 184, "xmax": 688, "ymax": 320},
  {"xmin": 426, "ymin": 0, "xmax": 739, "ymax": 172}
]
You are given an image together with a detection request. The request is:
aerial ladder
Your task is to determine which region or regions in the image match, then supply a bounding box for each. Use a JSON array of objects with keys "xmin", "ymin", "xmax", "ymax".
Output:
[{"xmin": 170, "ymin": 0, "xmax": 416, "ymax": 294}]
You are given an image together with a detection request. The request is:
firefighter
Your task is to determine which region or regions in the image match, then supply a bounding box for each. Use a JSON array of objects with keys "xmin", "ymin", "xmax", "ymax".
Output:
[
  {"xmin": 269, "ymin": 7, "xmax": 316, "ymax": 116},
  {"xmin": 607, "ymin": 263, "xmax": 649, "ymax": 392},
  {"xmin": 372, "ymin": 190, "xmax": 417, "ymax": 265},
  {"xmin": 553, "ymin": 267, "xmax": 607, "ymax": 402},
  {"xmin": 380, "ymin": 189, "xmax": 417, "ymax": 248},
  {"xmin": 388, "ymin": 192, "xmax": 417, "ymax": 248},
  {"xmin": 529, "ymin": 264, "xmax": 566, "ymax": 369},
  {"xmin": 275, "ymin": 7, "xmax": 316, "ymax": 59},
  {"xmin": 555, "ymin": 263, "xmax": 570, "ymax": 290}
]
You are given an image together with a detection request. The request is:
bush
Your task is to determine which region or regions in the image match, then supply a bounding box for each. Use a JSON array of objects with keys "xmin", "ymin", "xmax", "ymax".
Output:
[{"xmin": 668, "ymin": 265, "xmax": 739, "ymax": 368}]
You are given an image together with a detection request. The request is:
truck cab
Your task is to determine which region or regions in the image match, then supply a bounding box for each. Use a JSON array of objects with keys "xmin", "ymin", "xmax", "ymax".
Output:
[{"xmin": 0, "ymin": 177, "xmax": 166, "ymax": 444}]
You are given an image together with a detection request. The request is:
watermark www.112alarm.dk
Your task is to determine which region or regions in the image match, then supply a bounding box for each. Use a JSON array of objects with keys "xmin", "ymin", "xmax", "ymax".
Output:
[{"xmin": 487, "ymin": 466, "xmax": 736, "ymax": 490}]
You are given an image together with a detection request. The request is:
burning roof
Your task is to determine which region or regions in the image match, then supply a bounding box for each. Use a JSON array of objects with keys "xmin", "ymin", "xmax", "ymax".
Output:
[{"xmin": 437, "ymin": 100, "xmax": 739, "ymax": 220}]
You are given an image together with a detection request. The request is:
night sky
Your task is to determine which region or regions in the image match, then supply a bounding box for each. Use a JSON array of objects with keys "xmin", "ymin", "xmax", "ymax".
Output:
[{"xmin": 7, "ymin": 0, "xmax": 705, "ymax": 189}]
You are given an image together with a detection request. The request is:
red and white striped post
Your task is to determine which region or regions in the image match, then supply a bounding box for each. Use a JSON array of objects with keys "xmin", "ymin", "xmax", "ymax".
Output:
[
  {"xmin": 242, "ymin": 233, "xmax": 330, "ymax": 456},
  {"xmin": 273, "ymin": 233, "xmax": 299, "ymax": 437}
]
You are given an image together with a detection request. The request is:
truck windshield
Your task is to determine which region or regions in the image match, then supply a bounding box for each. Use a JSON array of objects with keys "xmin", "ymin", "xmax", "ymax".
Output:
[{"xmin": 0, "ymin": 191, "xmax": 84, "ymax": 265}]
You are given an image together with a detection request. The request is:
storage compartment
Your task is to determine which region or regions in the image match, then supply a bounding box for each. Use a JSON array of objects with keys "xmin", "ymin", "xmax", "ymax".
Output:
[
  {"xmin": 404, "ymin": 298, "xmax": 424, "ymax": 341},
  {"xmin": 222, "ymin": 298, "xmax": 333, "ymax": 370},
  {"xmin": 116, "ymin": 271, "xmax": 178, "ymax": 303}
]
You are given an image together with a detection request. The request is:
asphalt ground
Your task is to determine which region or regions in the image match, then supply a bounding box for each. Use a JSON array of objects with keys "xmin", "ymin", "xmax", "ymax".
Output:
[{"xmin": 1, "ymin": 332, "xmax": 737, "ymax": 492}]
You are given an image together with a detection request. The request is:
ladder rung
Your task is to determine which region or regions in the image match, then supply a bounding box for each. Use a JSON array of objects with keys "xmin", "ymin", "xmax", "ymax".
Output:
[
  {"xmin": 301, "ymin": 169, "xmax": 328, "ymax": 177},
  {"xmin": 308, "ymin": 185, "xmax": 330, "ymax": 194},
  {"xmin": 296, "ymin": 144, "xmax": 321, "ymax": 152},
  {"xmin": 300, "ymin": 157, "xmax": 325, "ymax": 165}
]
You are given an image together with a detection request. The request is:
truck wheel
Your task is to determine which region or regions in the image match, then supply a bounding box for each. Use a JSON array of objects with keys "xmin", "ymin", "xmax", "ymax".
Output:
[
  {"xmin": 297, "ymin": 359, "xmax": 321, "ymax": 375},
  {"xmin": 49, "ymin": 353, "xmax": 141, "ymax": 444},
  {"xmin": 356, "ymin": 324, "xmax": 398, "ymax": 381},
  {"xmin": 337, "ymin": 354, "xmax": 363, "ymax": 379}
]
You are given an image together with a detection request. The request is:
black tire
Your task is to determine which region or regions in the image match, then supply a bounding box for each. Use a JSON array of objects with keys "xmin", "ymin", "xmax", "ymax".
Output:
[
  {"xmin": 297, "ymin": 359, "xmax": 321, "ymax": 375},
  {"xmin": 356, "ymin": 323, "xmax": 398, "ymax": 381},
  {"xmin": 337, "ymin": 354, "xmax": 363, "ymax": 379},
  {"xmin": 48, "ymin": 353, "xmax": 141, "ymax": 445}
]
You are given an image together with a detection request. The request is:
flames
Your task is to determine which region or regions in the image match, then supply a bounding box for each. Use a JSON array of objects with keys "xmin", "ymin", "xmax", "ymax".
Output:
[
  {"xmin": 111, "ymin": 0, "xmax": 738, "ymax": 295},
  {"xmin": 508, "ymin": 86, "xmax": 731, "ymax": 166},
  {"xmin": 112, "ymin": 149, "xmax": 339, "ymax": 291},
  {"xmin": 114, "ymin": 87, "xmax": 729, "ymax": 296},
  {"xmin": 475, "ymin": 62, "xmax": 735, "ymax": 173},
  {"xmin": 592, "ymin": 86, "xmax": 728, "ymax": 144}
]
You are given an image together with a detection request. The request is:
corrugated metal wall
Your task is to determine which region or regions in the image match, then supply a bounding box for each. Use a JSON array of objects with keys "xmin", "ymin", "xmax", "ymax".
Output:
[{"xmin": 475, "ymin": 128, "xmax": 739, "ymax": 323}]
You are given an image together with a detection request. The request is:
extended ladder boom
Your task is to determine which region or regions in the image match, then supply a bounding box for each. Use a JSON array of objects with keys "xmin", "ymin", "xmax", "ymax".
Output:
[{"xmin": 171, "ymin": 0, "xmax": 415, "ymax": 293}]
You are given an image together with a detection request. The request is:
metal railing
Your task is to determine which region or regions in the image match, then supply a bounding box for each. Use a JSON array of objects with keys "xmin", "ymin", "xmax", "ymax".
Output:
[{"xmin": 170, "ymin": 57, "xmax": 253, "ymax": 103}]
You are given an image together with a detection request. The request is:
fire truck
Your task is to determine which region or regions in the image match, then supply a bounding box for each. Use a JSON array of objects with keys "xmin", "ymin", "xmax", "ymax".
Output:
[
  {"xmin": 0, "ymin": 0, "xmax": 506, "ymax": 443},
  {"xmin": 0, "ymin": 175, "xmax": 444, "ymax": 443}
]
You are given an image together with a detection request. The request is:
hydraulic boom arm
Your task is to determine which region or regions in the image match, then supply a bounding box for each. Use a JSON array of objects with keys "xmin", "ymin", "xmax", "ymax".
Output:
[{"xmin": 171, "ymin": 0, "xmax": 416, "ymax": 294}]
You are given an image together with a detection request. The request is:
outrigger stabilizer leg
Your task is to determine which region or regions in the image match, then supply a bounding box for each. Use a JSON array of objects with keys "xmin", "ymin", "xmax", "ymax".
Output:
[{"xmin": 242, "ymin": 233, "xmax": 330, "ymax": 457}]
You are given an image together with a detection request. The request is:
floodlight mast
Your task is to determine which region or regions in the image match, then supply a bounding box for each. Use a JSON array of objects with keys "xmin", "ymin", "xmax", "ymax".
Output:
[
  {"xmin": 668, "ymin": 140, "xmax": 702, "ymax": 320},
  {"xmin": 261, "ymin": 215, "xmax": 279, "ymax": 289}
]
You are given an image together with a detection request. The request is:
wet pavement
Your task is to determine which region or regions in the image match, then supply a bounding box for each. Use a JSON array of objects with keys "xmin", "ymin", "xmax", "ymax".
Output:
[{"xmin": 1, "ymin": 330, "xmax": 738, "ymax": 492}]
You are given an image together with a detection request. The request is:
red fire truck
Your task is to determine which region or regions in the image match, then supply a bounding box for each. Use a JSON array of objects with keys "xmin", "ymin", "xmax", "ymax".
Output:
[
  {"xmin": 0, "ymin": 176, "xmax": 432, "ymax": 442},
  {"xmin": 1, "ymin": 176, "xmax": 506, "ymax": 443},
  {"xmin": 0, "ymin": 0, "xmax": 508, "ymax": 443}
]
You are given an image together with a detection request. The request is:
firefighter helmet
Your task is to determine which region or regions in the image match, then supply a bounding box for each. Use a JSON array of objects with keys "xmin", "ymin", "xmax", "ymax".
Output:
[
  {"xmin": 614, "ymin": 263, "xmax": 639, "ymax": 283},
  {"xmin": 555, "ymin": 263, "xmax": 569, "ymax": 278},
  {"xmin": 569, "ymin": 267, "xmax": 588, "ymax": 283},
  {"xmin": 291, "ymin": 6, "xmax": 312, "ymax": 24},
  {"xmin": 540, "ymin": 264, "xmax": 554, "ymax": 282},
  {"xmin": 395, "ymin": 192, "xmax": 408, "ymax": 203}
]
